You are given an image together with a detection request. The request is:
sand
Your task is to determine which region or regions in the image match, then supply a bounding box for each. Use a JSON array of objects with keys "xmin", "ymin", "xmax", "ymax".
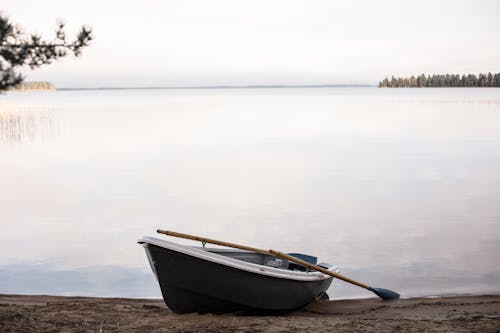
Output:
[{"xmin": 1, "ymin": 294, "xmax": 499, "ymax": 332}]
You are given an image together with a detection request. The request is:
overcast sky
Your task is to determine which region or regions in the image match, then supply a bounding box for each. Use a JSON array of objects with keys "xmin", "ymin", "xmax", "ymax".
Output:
[{"xmin": 3, "ymin": 0, "xmax": 500, "ymax": 88}]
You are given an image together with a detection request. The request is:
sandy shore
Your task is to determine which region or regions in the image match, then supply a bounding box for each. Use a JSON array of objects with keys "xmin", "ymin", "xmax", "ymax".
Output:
[{"xmin": 1, "ymin": 294, "xmax": 499, "ymax": 332}]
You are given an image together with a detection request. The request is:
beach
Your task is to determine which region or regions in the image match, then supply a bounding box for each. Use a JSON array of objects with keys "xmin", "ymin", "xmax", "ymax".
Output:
[{"xmin": 1, "ymin": 294, "xmax": 499, "ymax": 332}]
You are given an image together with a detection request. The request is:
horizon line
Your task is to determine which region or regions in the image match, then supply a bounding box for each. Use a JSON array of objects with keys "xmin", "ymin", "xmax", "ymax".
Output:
[{"xmin": 57, "ymin": 83, "xmax": 376, "ymax": 91}]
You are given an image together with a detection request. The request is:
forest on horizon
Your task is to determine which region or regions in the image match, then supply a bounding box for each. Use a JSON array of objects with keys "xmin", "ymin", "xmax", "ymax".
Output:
[{"xmin": 379, "ymin": 73, "xmax": 500, "ymax": 88}]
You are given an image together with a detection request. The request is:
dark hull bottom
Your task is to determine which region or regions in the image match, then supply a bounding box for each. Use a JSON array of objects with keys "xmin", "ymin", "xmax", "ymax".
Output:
[{"xmin": 145, "ymin": 244, "xmax": 332, "ymax": 313}]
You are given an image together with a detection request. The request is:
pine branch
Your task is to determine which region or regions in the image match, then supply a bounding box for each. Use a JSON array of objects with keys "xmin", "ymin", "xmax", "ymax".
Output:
[{"xmin": 0, "ymin": 15, "xmax": 92, "ymax": 91}]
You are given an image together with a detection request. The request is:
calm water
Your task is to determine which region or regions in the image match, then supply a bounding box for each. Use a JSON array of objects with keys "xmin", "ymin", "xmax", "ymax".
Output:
[{"xmin": 1, "ymin": 88, "xmax": 499, "ymax": 299}]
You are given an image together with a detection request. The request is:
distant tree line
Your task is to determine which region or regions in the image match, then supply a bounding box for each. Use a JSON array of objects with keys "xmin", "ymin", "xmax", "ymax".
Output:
[
  {"xmin": 379, "ymin": 73, "xmax": 500, "ymax": 88},
  {"xmin": 8, "ymin": 81, "xmax": 55, "ymax": 91}
]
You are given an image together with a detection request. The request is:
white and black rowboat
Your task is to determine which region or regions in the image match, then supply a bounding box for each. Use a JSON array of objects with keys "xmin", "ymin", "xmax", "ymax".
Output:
[{"xmin": 139, "ymin": 236, "xmax": 338, "ymax": 313}]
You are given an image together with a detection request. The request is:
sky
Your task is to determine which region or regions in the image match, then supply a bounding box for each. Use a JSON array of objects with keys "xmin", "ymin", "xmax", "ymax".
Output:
[{"xmin": 2, "ymin": 0, "xmax": 500, "ymax": 88}]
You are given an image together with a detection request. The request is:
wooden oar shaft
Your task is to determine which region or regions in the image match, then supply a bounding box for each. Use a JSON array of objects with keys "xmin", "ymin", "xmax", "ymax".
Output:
[
  {"xmin": 268, "ymin": 250, "xmax": 370, "ymax": 289},
  {"xmin": 157, "ymin": 229, "xmax": 270, "ymax": 255},
  {"xmin": 157, "ymin": 229, "xmax": 370, "ymax": 290}
]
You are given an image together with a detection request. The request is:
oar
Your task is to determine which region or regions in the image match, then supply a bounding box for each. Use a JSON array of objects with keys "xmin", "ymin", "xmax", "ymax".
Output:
[{"xmin": 157, "ymin": 229, "xmax": 400, "ymax": 301}]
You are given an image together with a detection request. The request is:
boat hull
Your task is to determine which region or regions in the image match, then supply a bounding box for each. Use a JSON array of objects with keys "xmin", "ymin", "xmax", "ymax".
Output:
[{"xmin": 144, "ymin": 243, "xmax": 333, "ymax": 313}]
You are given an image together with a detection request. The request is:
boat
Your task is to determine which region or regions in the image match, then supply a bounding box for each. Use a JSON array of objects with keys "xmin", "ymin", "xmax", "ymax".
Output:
[{"xmin": 139, "ymin": 236, "xmax": 337, "ymax": 313}]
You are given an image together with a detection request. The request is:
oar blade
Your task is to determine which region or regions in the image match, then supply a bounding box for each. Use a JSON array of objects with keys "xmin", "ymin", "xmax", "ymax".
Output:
[{"xmin": 368, "ymin": 287, "xmax": 400, "ymax": 300}]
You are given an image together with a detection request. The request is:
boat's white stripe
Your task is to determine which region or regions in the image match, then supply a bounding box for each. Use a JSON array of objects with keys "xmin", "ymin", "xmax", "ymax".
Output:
[{"xmin": 139, "ymin": 236, "xmax": 334, "ymax": 282}]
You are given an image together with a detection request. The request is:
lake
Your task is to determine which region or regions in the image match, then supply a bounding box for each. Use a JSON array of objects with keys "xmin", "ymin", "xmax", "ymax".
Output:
[{"xmin": 1, "ymin": 87, "xmax": 499, "ymax": 299}]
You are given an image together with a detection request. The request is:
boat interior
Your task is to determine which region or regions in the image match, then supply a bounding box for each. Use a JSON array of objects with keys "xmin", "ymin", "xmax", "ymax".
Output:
[{"xmin": 202, "ymin": 248, "xmax": 317, "ymax": 272}]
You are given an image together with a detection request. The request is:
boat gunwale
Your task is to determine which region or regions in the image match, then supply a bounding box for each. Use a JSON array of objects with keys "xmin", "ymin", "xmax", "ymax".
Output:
[{"xmin": 139, "ymin": 236, "xmax": 333, "ymax": 282}]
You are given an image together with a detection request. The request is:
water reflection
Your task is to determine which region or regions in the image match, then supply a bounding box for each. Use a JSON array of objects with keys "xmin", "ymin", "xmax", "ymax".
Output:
[
  {"xmin": 0, "ymin": 263, "xmax": 158, "ymax": 298},
  {"xmin": 0, "ymin": 88, "xmax": 499, "ymax": 300},
  {"xmin": 1, "ymin": 261, "xmax": 498, "ymax": 299},
  {"xmin": 0, "ymin": 110, "xmax": 56, "ymax": 144}
]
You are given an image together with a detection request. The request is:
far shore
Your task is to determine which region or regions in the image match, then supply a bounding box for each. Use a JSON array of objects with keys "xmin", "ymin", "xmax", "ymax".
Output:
[
  {"xmin": 7, "ymin": 81, "xmax": 55, "ymax": 92},
  {"xmin": 1, "ymin": 294, "xmax": 499, "ymax": 332}
]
